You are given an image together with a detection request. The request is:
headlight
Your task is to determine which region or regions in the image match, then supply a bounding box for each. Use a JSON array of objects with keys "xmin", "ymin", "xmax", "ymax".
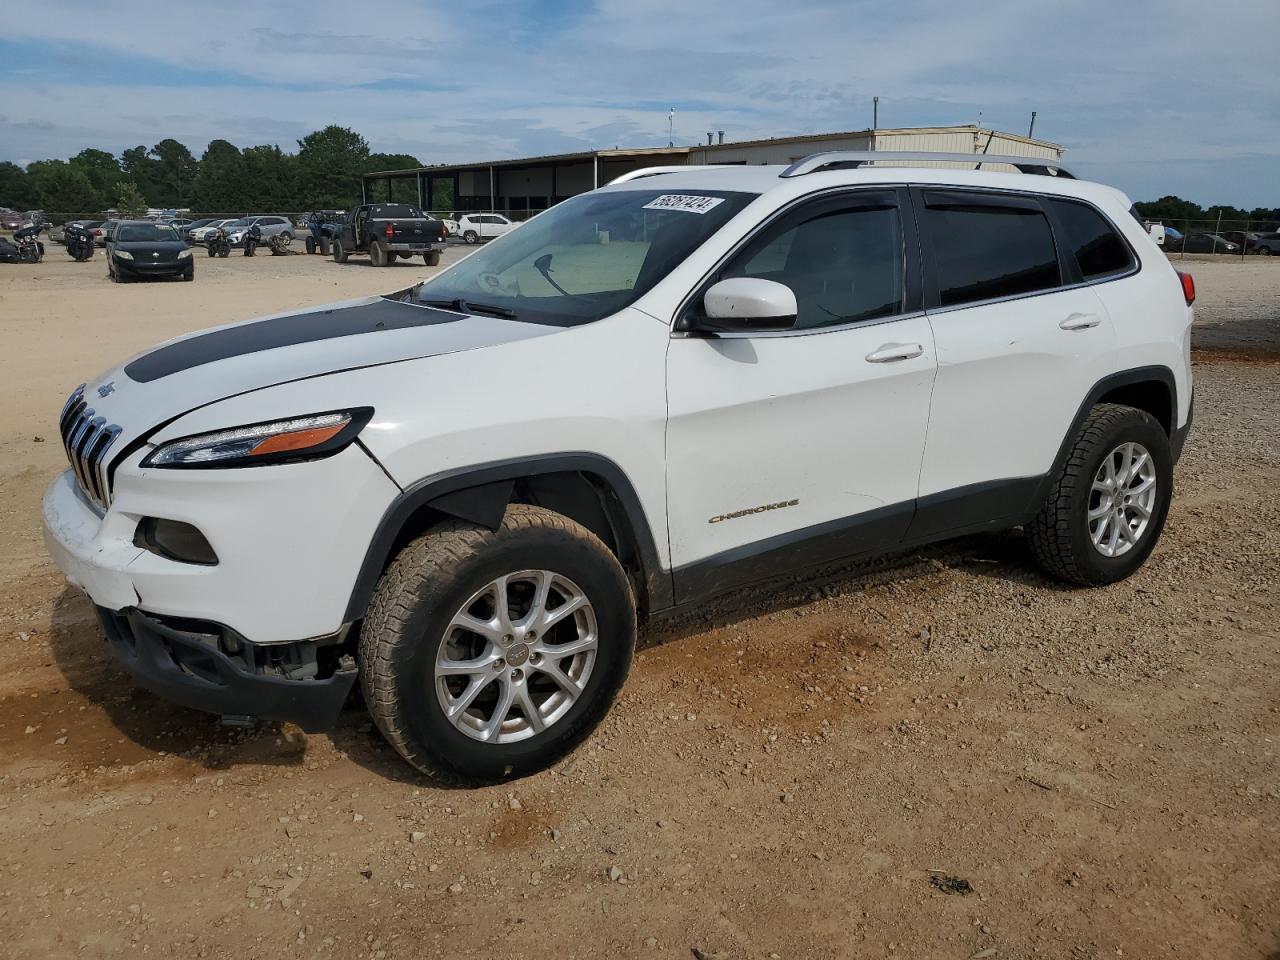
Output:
[
  {"xmin": 178, "ymin": 248, "xmax": 192, "ymax": 259},
  {"xmin": 115, "ymin": 250, "xmax": 134, "ymax": 260},
  {"xmin": 229, "ymin": 234, "xmax": 242, "ymax": 242},
  {"xmin": 141, "ymin": 409, "xmax": 373, "ymax": 469}
]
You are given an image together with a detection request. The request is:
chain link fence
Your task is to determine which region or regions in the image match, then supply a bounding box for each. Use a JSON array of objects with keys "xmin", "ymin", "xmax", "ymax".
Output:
[{"xmin": 1143, "ymin": 217, "xmax": 1280, "ymax": 259}]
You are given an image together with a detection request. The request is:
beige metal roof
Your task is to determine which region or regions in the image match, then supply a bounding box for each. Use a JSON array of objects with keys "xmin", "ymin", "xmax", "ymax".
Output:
[{"xmin": 363, "ymin": 125, "xmax": 1063, "ymax": 179}]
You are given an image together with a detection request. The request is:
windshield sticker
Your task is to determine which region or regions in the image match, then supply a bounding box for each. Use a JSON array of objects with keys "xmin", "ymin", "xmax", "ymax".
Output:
[{"xmin": 641, "ymin": 194, "xmax": 726, "ymax": 215}]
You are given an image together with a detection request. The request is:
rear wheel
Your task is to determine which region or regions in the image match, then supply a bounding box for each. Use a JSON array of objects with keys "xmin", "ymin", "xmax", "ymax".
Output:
[
  {"xmin": 332, "ymin": 239, "xmax": 348, "ymax": 263},
  {"xmin": 1028, "ymin": 404, "xmax": 1172, "ymax": 586},
  {"xmin": 360, "ymin": 504, "xmax": 636, "ymax": 780},
  {"xmin": 424, "ymin": 250, "xmax": 440, "ymax": 267},
  {"xmin": 1259, "ymin": 245, "xmax": 1273, "ymax": 256},
  {"xmin": 305, "ymin": 236, "xmax": 317, "ymax": 255},
  {"xmin": 370, "ymin": 239, "xmax": 389, "ymax": 266},
  {"xmin": 463, "ymin": 230, "xmax": 479, "ymax": 244}
]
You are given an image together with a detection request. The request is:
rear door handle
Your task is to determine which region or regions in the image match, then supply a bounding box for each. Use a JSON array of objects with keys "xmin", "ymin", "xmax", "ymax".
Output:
[
  {"xmin": 1059, "ymin": 312, "xmax": 1101, "ymax": 331},
  {"xmin": 866, "ymin": 342, "xmax": 924, "ymax": 363}
]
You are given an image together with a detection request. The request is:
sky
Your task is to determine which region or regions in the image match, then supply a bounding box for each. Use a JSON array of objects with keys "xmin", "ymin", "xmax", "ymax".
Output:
[{"xmin": 3, "ymin": 0, "xmax": 1278, "ymax": 208}]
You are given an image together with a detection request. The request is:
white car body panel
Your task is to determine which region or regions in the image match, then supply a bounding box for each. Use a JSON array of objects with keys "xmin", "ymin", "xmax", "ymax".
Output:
[{"xmin": 665, "ymin": 316, "xmax": 937, "ymax": 566}]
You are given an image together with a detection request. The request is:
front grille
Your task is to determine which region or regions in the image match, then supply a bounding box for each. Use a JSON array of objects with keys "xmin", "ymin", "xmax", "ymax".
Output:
[{"xmin": 59, "ymin": 384, "xmax": 123, "ymax": 510}]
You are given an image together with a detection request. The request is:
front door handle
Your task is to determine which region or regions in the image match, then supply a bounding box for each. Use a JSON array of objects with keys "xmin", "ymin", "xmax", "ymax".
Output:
[
  {"xmin": 1059, "ymin": 312, "xmax": 1101, "ymax": 331},
  {"xmin": 866, "ymin": 342, "xmax": 924, "ymax": 363}
]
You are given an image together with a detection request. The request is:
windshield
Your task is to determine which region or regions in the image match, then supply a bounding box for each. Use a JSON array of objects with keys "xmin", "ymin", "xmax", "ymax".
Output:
[
  {"xmin": 417, "ymin": 189, "xmax": 754, "ymax": 325},
  {"xmin": 226, "ymin": 218, "xmax": 251, "ymax": 228},
  {"xmin": 117, "ymin": 223, "xmax": 180, "ymax": 242}
]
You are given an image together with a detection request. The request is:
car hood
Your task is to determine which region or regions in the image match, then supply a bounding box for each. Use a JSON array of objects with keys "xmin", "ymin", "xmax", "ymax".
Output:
[{"xmin": 75, "ymin": 295, "xmax": 561, "ymax": 454}]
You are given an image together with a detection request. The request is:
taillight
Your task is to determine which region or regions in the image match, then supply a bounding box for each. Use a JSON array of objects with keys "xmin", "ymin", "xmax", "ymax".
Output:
[
  {"xmin": 1177, "ymin": 271, "xmax": 1195, "ymax": 306},
  {"xmin": 385, "ymin": 223, "xmax": 395, "ymax": 239}
]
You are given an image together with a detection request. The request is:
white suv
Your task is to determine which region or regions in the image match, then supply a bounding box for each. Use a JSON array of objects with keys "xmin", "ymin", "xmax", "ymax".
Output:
[
  {"xmin": 43, "ymin": 152, "xmax": 1194, "ymax": 780},
  {"xmin": 455, "ymin": 212, "xmax": 515, "ymax": 243}
]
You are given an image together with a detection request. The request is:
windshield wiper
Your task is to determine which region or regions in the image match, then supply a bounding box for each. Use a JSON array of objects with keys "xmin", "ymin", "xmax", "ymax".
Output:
[{"xmin": 421, "ymin": 297, "xmax": 517, "ymax": 319}]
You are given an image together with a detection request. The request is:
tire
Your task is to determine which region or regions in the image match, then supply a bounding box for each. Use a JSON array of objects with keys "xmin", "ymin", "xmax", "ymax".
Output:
[
  {"xmin": 1259, "ymin": 246, "xmax": 1273, "ymax": 257},
  {"xmin": 360, "ymin": 504, "xmax": 636, "ymax": 780},
  {"xmin": 423, "ymin": 251, "xmax": 440, "ymax": 267},
  {"xmin": 182, "ymin": 268, "xmax": 194, "ymax": 282},
  {"xmin": 371, "ymin": 239, "xmax": 389, "ymax": 267},
  {"xmin": 1027, "ymin": 403, "xmax": 1173, "ymax": 586},
  {"xmin": 305, "ymin": 236, "xmax": 317, "ymax": 255},
  {"xmin": 281, "ymin": 231, "xmax": 293, "ymax": 242},
  {"xmin": 463, "ymin": 230, "xmax": 479, "ymax": 245},
  {"xmin": 319, "ymin": 237, "xmax": 331, "ymax": 256},
  {"xmin": 332, "ymin": 239, "xmax": 348, "ymax": 263}
]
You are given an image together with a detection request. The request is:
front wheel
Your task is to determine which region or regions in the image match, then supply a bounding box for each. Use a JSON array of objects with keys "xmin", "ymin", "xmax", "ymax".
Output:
[
  {"xmin": 1259, "ymin": 246, "xmax": 1273, "ymax": 257},
  {"xmin": 332, "ymin": 239, "xmax": 348, "ymax": 263},
  {"xmin": 1027, "ymin": 404, "xmax": 1173, "ymax": 586},
  {"xmin": 360, "ymin": 504, "xmax": 636, "ymax": 780},
  {"xmin": 305, "ymin": 236, "xmax": 317, "ymax": 255}
]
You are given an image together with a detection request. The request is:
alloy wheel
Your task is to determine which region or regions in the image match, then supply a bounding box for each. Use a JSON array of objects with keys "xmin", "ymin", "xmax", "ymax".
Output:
[
  {"xmin": 1088, "ymin": 441, "xmax": 1157, "ymax": 558},
  {"xmin": 435, "ymin": 570, "xmax": 598, "ymax": 744}
]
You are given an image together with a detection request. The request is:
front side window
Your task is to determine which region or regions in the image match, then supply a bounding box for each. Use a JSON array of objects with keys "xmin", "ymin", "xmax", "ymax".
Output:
[
  {"xmin": 417, "ymin": 188, "xmax": 755, "ymax": 326},
  {"xmin": 721, "ymin": 196, "xmax": 904, "ymax": 330},
  {"xmin": 1047, "ymin": 198, "xmax": 1133, "ymax": 280},
  {"xmin": 925, "ymin": 196, "xmax": 1060, "ymax": 307}
]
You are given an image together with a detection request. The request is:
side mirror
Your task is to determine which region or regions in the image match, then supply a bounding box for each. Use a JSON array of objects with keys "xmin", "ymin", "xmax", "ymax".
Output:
[{"xmin": 695, "ymin": 277, "xmax": 797, "ymax": 333}]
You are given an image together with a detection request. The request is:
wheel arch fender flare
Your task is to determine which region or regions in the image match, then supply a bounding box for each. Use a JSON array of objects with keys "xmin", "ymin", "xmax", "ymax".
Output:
[
  {"xmin": 344, "ymin": 453, "xmax": 672, "ymax": 624},
  {"xmin": 1029, "ymin": 364, "xmax": 1180, "ymax": 514}
]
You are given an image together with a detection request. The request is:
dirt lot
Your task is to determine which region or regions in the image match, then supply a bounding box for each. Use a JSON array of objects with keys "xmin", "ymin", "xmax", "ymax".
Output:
[{"xmin": 0, "ymin": 251, "xmax": 1277, "ymax": 959}]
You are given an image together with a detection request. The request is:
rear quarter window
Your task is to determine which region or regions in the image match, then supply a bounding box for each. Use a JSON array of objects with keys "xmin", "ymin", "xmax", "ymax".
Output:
[{"xmin": 1048, "ymin": 199, "xmax": 1134, "ymax": 280}]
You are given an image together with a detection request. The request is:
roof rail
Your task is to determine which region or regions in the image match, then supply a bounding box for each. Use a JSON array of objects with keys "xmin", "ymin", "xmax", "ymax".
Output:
[
  {"xmin": 779, "ymin": 151, "xmax": 1073, "ymax": 179},
  {"xmin": 608, "ymin": 165, "xmax": 722, "ymax": 185}
]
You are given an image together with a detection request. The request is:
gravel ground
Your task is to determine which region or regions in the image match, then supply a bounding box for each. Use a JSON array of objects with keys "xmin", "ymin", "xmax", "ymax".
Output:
[{"xmin": 0, "ymin": 254, "xmax": 1276, "ymax": 959}]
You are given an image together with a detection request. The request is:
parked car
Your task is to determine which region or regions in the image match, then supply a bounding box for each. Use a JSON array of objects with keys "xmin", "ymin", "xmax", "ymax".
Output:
[
  {"xmin": 1, "ymin": 211, "xmax": 25, "ymax": 231},
  {"xmin": 105, "ymin": 220, "xmax": 194, "ymax": 282},
  {"xmin": 1251, "ymin": 230, "xmax": 1280, "ymax": 256},
  {"xmin": 1220, "ymin": 231, "xmax": 1261, "ymax": 252},
  {"xmin": 95, "ymin": 219, "xmax": 121, "ymax": 247},
  {"xmin": 177, "ymin": 218, "xmax": 218, "ymax": 241},
  {"xmin": 454, "ymin": 212, "xmax": 515, "ymax": 244},
  {"xmin": 1166, "ymin": 232, "xmax": 1237, "ymax": 254},
  {"xmin": 42, "ymin": 152, "xmax": 1194, "ymax": 779},
  {"xmin": 224, "ymin": 215, "xmax": 293, "ymax": 248},
  {"xmin": 189, "ymin": 219, "xmax": 236, "ymax": 243},
  {"xmin": 331, "ymin": 203, "xmax": 445, "ymax": 266}
]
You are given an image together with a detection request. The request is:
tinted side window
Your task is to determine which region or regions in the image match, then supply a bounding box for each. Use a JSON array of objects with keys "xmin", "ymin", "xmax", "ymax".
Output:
[
  {"xmin": 1048, "ymin": 199, "xmax": 1133, "ymax": 279},
  {"xmin": 724, "ymin": 201, "xmax": 903, "ymax": 330},
  {"xmin": 925, "ymin": 198, "xmax": 1060, "ymax": 307}
]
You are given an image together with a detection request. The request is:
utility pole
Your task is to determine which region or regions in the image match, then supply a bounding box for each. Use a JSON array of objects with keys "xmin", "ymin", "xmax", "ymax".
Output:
[
  {"xmin": 1028, "ymin": 111, "xmax": 1038, "ymax": 138},
  {"xmin": 873, "ymin": 96, "xmax": 879, "ymax": 129},
  {"xmin": 668, "ymin": 108, "xmax": 675, "ymax": 148}
]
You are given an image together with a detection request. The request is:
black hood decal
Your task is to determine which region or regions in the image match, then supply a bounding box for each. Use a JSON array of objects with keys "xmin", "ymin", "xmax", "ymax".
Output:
[{"xmin": 125, "ymin": 298, "xmax": 462, "ymax": 383}]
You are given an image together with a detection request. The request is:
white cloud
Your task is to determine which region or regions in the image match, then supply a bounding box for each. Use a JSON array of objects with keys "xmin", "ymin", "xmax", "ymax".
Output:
[{"xmin": 3, "ymin": 0, "xmax": 1278, "ymax": 205}]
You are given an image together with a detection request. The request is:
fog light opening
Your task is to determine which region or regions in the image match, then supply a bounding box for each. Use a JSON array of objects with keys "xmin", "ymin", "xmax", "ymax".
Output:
[{"xmin": 134, "ymin": 517, "xmax": 219, "ymax": 566}]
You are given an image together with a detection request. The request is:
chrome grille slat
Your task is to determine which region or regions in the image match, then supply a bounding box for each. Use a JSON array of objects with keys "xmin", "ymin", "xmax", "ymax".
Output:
[{"xmin": 57, "ymin": 386, "xmax": 122, "ymax": 511}]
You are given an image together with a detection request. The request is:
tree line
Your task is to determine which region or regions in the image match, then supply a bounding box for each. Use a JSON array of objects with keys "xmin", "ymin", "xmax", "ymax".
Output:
[
  {"xmin": 1134, "ymin": 196, "xmax": 1280, "ymax": 226},
  {"xmin": 2, "ymin": 126, "xmax": 1276, "ymax": 226},
  {"xmin": 0, "ymin": 125, "xmax": 433, "ymax": 220}
]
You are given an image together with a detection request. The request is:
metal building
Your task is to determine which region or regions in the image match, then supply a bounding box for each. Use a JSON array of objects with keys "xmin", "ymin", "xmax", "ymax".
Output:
[{"xmin": 362, "ymin": 125, "xmax": 1063, "ymax": 218}]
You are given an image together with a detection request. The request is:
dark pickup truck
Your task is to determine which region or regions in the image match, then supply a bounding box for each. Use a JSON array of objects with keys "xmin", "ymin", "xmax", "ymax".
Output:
[{"xmin": 332, "ymin": 203, "xmax": 446, "ymax": 267}]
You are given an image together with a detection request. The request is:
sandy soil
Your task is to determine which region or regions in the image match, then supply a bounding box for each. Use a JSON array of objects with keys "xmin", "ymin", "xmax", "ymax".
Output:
[{"xmin": 0, "ymin": 250, "xmax": 1277, "ymax": 959}]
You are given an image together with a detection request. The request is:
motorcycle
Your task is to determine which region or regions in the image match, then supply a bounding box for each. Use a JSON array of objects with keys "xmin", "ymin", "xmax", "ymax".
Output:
[
  {"xmin": 11, "ymin": 221, "xmax": 46, "ymax": 263},
  {"xmin": 206, "ymin": 226, "xmax": 231, "ymax": 258},
  {"xmin": 64, "ymin": 223, "xmax": 96, "ymax": 262},
  {"xmin": 268, "ymin": 233, "xmax": 292, "ymax": 256},
  {"xmin": 242, "ymin": 224, "xmax": 261, "ymax": 257}
]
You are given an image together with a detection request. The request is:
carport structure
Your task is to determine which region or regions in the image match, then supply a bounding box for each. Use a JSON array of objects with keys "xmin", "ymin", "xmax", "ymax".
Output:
[{"xmin": 362, "ymin": 146, "xmax": 693, "ymax": 219}]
